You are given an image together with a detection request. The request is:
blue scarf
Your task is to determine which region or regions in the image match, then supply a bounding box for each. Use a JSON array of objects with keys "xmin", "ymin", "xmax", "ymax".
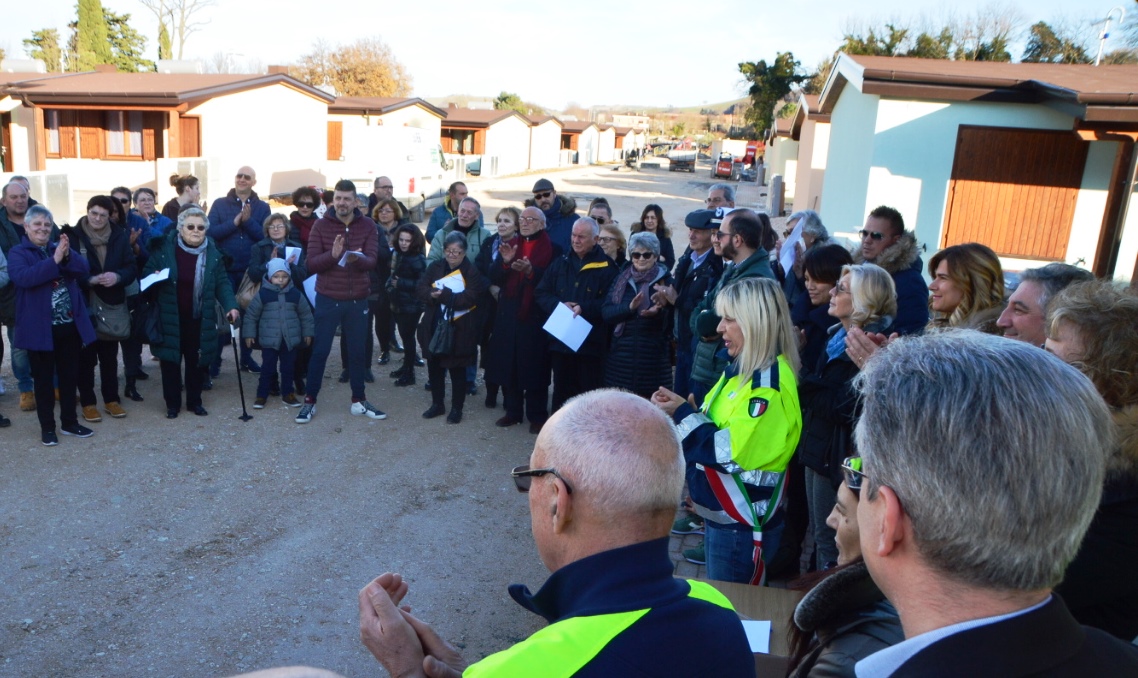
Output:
[{"xmin": 826, "ymin": 326, "xmax": 848, "ymax": 363}]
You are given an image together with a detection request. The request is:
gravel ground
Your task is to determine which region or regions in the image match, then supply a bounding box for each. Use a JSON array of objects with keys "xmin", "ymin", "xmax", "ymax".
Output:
[{"xmin": 0, "ymin": 162, "xmax": 768, "ymax": 677}]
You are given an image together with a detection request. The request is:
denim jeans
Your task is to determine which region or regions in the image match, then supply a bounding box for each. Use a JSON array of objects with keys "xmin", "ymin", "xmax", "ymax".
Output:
[
  {"xmin": 306, "ymin": 294, "xmax": 369, "ymax": 402},
  {"xmin": 705, "ymin": 515, "xmax": 784, "ymax": 584},
  {"xmin": 258, "ymin": 344, "xmax": 297, "ymax": 399},
  {"xmin": 805, "ymin": 467, "xmax": 839, "ymax": 569},
  {"xmin": 7, "ymin": 324, "xmax": 33, "ymax": 393}
]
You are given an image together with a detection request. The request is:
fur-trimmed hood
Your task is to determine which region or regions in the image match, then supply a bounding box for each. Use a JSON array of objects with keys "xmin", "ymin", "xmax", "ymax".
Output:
[
  {"xmin": 523, "ymin": 194, "xmax": 578, "ymax": 218},
  {"xmin": 852, "ymin": 230, "xmax": 921, "ymax": 275},
  {"xmin": 793, "ymin": 561, "xmax": 892, "ymax": 633},
  {"xmin": 1109, "ymin": 405, "xmax": 1138, "ymax": 482}
]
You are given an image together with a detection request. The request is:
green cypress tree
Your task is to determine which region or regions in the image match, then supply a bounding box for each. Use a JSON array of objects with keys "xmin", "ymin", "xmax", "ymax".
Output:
[
  {"xmin": 75, "ymin": 0, "xmax": 113, "ymax": 70},
  {"xmin": 158, "ymin": 21, "xmax": 171, "ymax": 60}
]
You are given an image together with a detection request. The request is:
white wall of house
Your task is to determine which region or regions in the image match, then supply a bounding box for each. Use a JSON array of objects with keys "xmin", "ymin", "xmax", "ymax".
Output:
[
  {"xmin": 1111, "ymin": 155, "xmax": 1138, "ymax": 283},
  {"xmin": 5, "ymin": 104, "xmax": 38, "ymax": 173},
  {"xmin": 597, "ymin": 128, "xmax": 616, "ymax": 163},
  {"xmin": 188, "ymin": 85, "xmax": 328, "ymax": 198},
  {"xmin": 529, "ymin": 121, "xmax": 562, "ymax": 171},
  {"xmin": 765, "ymin": 137, "xmax": 799, "ymax": 200},
  {"xmin": 819, "ymin": 89, "xmax": 1107, "ymax": 264},
  {"xmin": 793, "ymin": 120, "xmax": 829, "ymax": 213},
  {"xmin": 576, "ymin": 128, "xmax": 599, "ymax": 165},
  {"xmin": 485, "ymin": 115, "xmax": 532, "ymax": 177}
]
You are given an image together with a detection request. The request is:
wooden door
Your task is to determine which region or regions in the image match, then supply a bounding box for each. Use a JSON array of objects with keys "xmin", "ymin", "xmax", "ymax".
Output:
[
  {"xmin": 179, "ymin": 116, "xmax": 201, "ymax": 157},
  {"xmin": 941, "ymin": 126, "xmax": 1088, "ymax": 260},
  {"xmin": 327, "ymin": 121, "xmax": 342, "ymax": 161}
]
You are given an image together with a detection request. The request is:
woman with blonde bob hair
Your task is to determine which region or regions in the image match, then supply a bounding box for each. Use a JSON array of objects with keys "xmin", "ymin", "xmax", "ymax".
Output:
[
  {"xmin": 652, "ymin": 277, "xmax": 802, "ymax": 584},
  {"xmin": 1046, "ymin": 280, "xmax": 1138, "ymax": 641},
  {"xmin": 798, "ymin": 263, "xmax": 896, "ymax": 568},
  {"xmin": 927, "ymin": 242, "xmax": 1005, "ymax": 332}
]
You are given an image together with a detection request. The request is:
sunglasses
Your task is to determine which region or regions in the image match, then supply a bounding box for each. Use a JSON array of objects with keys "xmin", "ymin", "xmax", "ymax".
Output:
[
  {"xmin": 597, "ymin": 235, "xmax": 617, "ymax": 244},
  {"xmin": 183, "ymin": 224, "xmax": 207, "ymax": 232},
  {"xmin": 859, "ymin": 229, "xmax": 886, "ymax": 241},
  {"xmin": 593, "ymin": 216, "xmax": 608, "ymax": 224},
  {"xmin": 842, "ymin": 456, "xmax": 868, "ymax": 493},
  {"xmin": 533, "ymin": 191, "xmax": 552, "ymax": 200},
  {"xmin": 511, "ymin": 465, "xmax": 574, "ymax": 494},
  {"xmin": 296, "ymin": 201, "xmax": 315, "ymax": 208},
  {"xmin": 116, "ymin": 198, "xmax": 130, "ymax": 205},
  {"xmin": 629, "ymin": 251, "xmax": 655, "ymax": 260},
  {"xmin": 235, "ymin": 173, "xmax": 253, "ymax": 181}
]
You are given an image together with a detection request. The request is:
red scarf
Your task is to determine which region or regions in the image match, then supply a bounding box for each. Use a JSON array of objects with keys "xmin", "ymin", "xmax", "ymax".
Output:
[{"xmin": 501, "ymin": 231, "xmax": 553, "ymax": 321}]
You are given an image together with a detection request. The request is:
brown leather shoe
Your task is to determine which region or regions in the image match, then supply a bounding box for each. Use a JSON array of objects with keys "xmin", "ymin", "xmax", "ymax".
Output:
[
  {"xmin": 495, "ymin": 415, "xmax": 521, "ymax": 427},
  {"xmin": 20, "ymin": 391, "xmax": 35, "ymax": 411},
  {"xmin": 82, "ymin": 405, "xmax": 103, "ymax": 422},
  {"xmin": 105, "ymin": 402, "xmax": 127, "ymax": 418}
]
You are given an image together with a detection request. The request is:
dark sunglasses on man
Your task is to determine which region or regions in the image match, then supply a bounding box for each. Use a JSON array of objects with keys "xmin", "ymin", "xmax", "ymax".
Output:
[
  {"xmin": 842, "ymin": 456, "xmax": 867, "ymax": 494},
  {"xmin": 511, "ymin": 465, "xmax": 573, "ymax": 494}
]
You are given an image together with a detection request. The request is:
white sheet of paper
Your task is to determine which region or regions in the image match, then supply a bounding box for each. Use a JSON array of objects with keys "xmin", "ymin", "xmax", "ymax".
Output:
[
  {"xmin": 285, "ymin": 247, "xmax": 302, "ymax": 263},
  {"xmin": 139, "ymin": 268, "xmax": 169, "ymax": 292},
  {"xmin": 433, "ymin": 269, "xmax": 466, "ymax": 293},
  {"xmin": 542, "ymin": 302, "xmax": 593, "ymax": 353},
  {"xmin": 338, "ymin": 250, "xmax": 362, "ymax": 267},
  {"xmin": 780, "ymin": 218, "xmax": 804, "ymax": 275},
  {"xmin": 303, "ymin": 274, "xmax": 317, "ymax": 307},
  {"xmin": 741, "ymin": 620, "xmax": 772, "ymax": 654}
]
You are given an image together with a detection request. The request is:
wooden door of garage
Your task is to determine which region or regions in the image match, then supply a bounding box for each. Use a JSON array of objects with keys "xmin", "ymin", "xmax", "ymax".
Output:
[{"xmin": 941, "ymin": 126, "xmax": 1088, "ymax": 260}]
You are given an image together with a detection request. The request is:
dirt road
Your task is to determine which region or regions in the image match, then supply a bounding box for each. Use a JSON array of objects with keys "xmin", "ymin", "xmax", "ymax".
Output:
[{"xmin": 0, "ymin": 162, "xmax": 753, "ymax": 676}]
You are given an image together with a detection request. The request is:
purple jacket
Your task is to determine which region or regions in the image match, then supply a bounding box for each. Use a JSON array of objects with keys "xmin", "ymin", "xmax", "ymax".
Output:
[{"xmin": 9, "ymin": 237, "xmax": 96, "ymax": 350}]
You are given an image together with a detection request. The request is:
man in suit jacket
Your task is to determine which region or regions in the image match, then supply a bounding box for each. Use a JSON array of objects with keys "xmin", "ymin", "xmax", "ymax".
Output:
[{"xmin": 850, "ymin": 331, "xmax": 1138, "ymax": 677}]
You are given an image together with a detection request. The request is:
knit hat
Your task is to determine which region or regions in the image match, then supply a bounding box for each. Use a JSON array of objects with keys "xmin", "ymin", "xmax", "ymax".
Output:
[
  {"xmin": 265, "ymin": 258, "xmax": 291, "ymax": 282},
  {"xmin": 532, "ymin": 178, "xmax": 555, "ymax": 193}
]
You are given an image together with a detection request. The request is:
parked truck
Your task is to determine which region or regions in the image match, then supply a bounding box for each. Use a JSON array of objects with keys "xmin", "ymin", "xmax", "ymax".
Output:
[{"xmin": 668, "ymin": 148, "xmax": 697, "ymax": 172}]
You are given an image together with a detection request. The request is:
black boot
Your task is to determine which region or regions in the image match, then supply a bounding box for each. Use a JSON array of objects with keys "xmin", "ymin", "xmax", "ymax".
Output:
[{"xmin": 124, "ymin": 377, "xmax": 144, "ymax": 402}]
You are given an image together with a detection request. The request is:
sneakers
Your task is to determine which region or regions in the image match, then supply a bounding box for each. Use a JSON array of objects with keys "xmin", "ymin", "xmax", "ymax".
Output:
[
  {"xmin": 295, "ymin": 402, "xmax": 316, "ymax": 424},
  {"xmin": 42, "ymin": 430, "xmax": 59, "ymax": 446},
  {"xmin": 241, "ymin": 359, "xmax": 261, "ymax": 374},
  {"xmin": 20, "ymin": 391, "xmax": 35, "ymax": 411},
  {"xmin": 60, "ymin": 423, "xmax": 95, "ymax": 438},
  {"xmin": 253, "ymin": 397, "xmax": 266, "ymax": 409},
  {"xmin": 82, "ymin": 405, "xmax": 103, "ymax": 422},
  {"xmin": 683, "ymin": 543, "xmax": 706, "ymax": 565},
  {"xmin": 282, "ymin": 394, "xmax": 301, "ymax": 407},
  {"xmin": 105, "ymin": 402, "xmax": 127, "ymax": 418},
  {"xmin": 671, "ymin": 514, "xmax": 705, "ymax": 535},
  {"xmin": 350, "ymin": 400, "xmax": 387, "ymax": 420}
]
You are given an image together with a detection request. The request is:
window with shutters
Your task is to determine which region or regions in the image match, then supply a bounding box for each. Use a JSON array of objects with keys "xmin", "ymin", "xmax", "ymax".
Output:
[
  {"xmin": 44, "ymin": 110, "xmax": 79, "ymax": 158},
  {"xmin": 106, "ymin": 111, "xmax": 144, "ymax": 158}
]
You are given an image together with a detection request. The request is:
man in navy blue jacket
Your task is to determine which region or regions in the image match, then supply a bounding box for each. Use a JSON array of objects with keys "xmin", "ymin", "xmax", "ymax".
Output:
[
  {"xmin": 359, "ymin": 390, "xmax": 755, "ymax": 677},
  {"xmin": 207, "ymin": 166, "xmax": 271, "ymax": 373}
]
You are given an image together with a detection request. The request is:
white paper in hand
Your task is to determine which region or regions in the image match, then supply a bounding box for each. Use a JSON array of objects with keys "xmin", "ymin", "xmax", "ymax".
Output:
[
  {"xmin": 303, "ymin": 275, "xmax": 318, "ymax": 308},
  {"xmin": 780, "ymin": 218, "xmax": 804, "ymax": 276},
  {"xmin": 542, "ymin": 303, "xmax": 592, "ymax": 353},
  {"xmin": 139, "ymin": 268, "xmax": 170, "ymax": 292},
  {"xmin": 285, "ymin": 246, "xmax": 302, "ymax": 263}
]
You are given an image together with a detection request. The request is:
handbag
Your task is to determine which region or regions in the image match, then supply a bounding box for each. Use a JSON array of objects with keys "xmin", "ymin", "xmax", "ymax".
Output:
[
  {"xmin": 428, "ymin": 305, "xmax": 455, "ymax": 356},
  {"xmin": 89, "ymin": 291, "xmax": 131, "ymax": 341},
  {"xmin": 235, "ymin": 273, "xmax": 258, "ymax": 310},
  {"xmin": 143, "ymin": 296, "xmax": 163, "ymax": 345}
]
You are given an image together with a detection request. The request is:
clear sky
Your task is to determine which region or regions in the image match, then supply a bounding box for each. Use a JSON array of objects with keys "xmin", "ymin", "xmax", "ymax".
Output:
[{"xmin": 2, "ymin": 0, "xmax": 1133, "ymax": 110}]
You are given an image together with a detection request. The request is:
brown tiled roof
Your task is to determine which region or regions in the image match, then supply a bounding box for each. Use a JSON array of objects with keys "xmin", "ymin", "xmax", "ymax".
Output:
[
  {"xmin": 441, "ymin": 108, "xmax": 526, "ymax": 128},
  {"xmin": 561, "ymin": 120, "xmax": 596, "ymax": 133},
  {"xmin": 613, "ymin": 126, "xmax": 633, "ymax": 135},
  {"xmin": 330, "ymin": 96, "xmax": 446, "ymax": 118},
  {"xmin": 2, "ymin": 72, "xmax": 333, "ymax": 106},
  {"xmin": 824, "ymin": 54, "xmax": 1138, "ymax": 123},
  {"xmin": 525, "ymin": 114, "xmax": 563, "ymax": 127}
]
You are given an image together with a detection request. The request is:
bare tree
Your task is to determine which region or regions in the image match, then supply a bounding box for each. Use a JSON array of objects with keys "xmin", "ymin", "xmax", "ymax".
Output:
[
  {"xmin": 292, "ymin": 37, "xmax": 411, "ymax": 97},
  {"xmin": 137, "ymin": 0, "xmax": 216, "ymax": 59}
]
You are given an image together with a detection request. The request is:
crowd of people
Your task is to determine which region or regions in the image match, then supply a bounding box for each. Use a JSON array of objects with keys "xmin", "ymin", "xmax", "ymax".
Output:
[{"xmin": 2, "ymin": 167, "xmax": 1137, "ymax": 675}]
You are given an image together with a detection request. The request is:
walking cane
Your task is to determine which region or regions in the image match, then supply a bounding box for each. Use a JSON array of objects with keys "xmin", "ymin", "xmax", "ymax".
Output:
[{"xmin": 230, "ymin": 322, "xmax": 253, "ymax": 421}]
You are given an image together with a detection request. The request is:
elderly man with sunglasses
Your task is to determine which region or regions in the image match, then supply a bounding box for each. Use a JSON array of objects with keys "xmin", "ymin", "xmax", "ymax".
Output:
[
  {"xmin": 528, "ymin": 178, "xmax": 579, "ymax": 255},
  {"xmin": 207, "ymin": 166, "xmax": 272, "ymax": 374},
  {"xmin": 849, "ymin": 206, "xmax": 927, "ymax": 336},
  {"xmin": 358, "ymin": 389, "xmax": 754, "ymax": 678}
]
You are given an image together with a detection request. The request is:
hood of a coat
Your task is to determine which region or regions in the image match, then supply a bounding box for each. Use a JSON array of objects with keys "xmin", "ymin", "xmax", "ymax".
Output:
[
  {"xmin": 793, "ymin": 560, "xmax": 889, "ymax": 634},
  {"xmin": 852, "ymin": 230, "xmax": 921, "ymax": 275}
]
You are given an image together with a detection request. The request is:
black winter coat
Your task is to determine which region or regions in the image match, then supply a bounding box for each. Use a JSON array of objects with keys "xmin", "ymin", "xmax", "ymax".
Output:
[
  {"xmin": 672, "ymin": 247, "xmax": 723, "ymax": 348},
  {"xmin": 247, "ymin": 237, "xmax": 307, "ymax": 287},
  {"xmin": 792, "ymin": 293, "xmax": 840, "ymax": 379},
  {"xmin": 797, "ymin": 344, "xmax": 859, "ymax": 488},
  {"xmin": 535, "ymin": 245, "xmax": 619, "ymax": 357},
  {"xmin": 602, "ymin": 267, "xmax": 674, "ymax": 398},
  {"xmin": 66, "ymin": 222, "xmax": 138, "ymax": 306},
  {"xmin": 483, "ymin": 232, "xmax": 554, "ymax": 391},
  {"xmin": 369, "ymin": 231, "xmax": 392, "ymax": 304},
  {"xmin": 388, "ymin": 251, "xmax": 426, "ymax": 315},
  {"xmin": 416, "ymin": 258, "xmax": 488, "ymax": 369}
]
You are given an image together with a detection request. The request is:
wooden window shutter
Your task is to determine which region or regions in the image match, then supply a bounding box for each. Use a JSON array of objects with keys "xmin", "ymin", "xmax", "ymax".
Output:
[
  {"xmin": 77, "ymin": 111, "xmax": 104, "ymax": 159},
  {"xmin": 474, "ymin": 131, "xmax": 486, "ymax": 155},
  {"xmin": 179, "ymin": 116, "xmax": 201, "ymax": 157},
  {"xmin": 142, "ymin": 112, "xmax": 164, "ymax": 160},
  {"xmin": 60, "ymin": 111, "xmax": 78, "ymax": 158},
  {"xmin": 327, "ymin": 121, "xmax": 343, "ymax": 160}
]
